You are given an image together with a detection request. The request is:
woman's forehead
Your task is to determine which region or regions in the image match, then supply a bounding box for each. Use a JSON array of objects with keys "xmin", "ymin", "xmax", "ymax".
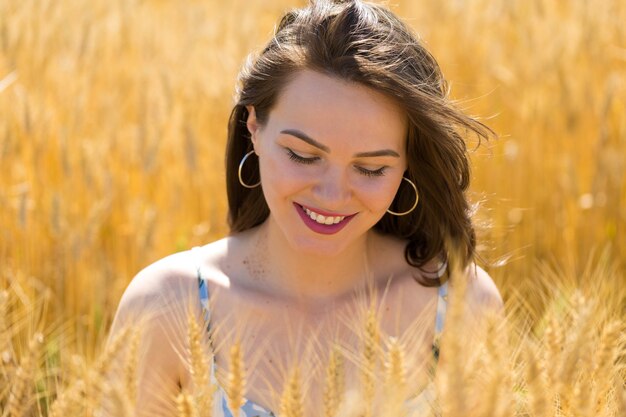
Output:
[{"xmin": 268, "ymin": 70, "xmax": 408, "ymax": 150}]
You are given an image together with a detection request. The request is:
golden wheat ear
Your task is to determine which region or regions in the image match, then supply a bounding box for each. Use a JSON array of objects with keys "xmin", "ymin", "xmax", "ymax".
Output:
[
  {"xmin": 474, "ymin": 314, "xmax": 516, "ymax": 417},
  {"xmin": 616, "ymin": 372, "xmax": 626, "ymax": 417},
  {"xmin": 0, "ymin": 290, "xmax": 9, "ymax": 362},
  {"xmin": 48, "ymin": 321, "xmax": 137, "ymax": 417},
  {"xmin": 4, "ymin": 332, "xmax": 44, "ymax": 417},
  {"xmin": 184, "ymin": 308, "xmax": 214, "ymax": 417},
  {"xmin": 176, "ymin": 391, "xmax": 199, "ymax": 417},
  {"xmin": 225, "ymin": 339, "xmax": 246, "ymax": 416},
  {"xmin": 106, "ymin": 381, "xmax": 136, "ymax": 417},
  {"xmin": 359, "ymin": 301, "xmax": 381, "ymax": 417},
  {"xmin": 123, "ymin": 326, "xmax": 142, "ymax": 408},
  {"xmin": 433, "ymin": 248, "xmax": 471, "ymax": 417},
  {"xmin": 333, "ymin": 388, "xmax": 367, "ymax": 417},
  {"xmin": 323, "ymin": 343, "xmax": 345, "ymax": 417},
  {"xmin": 523, "ymin": 340, "xmax": 548, "ymax": 417},
  {"xmin": 0, "ymin": 289, "xmax": 12, "ymax": 407},
  {"xmin": 93, "ymin": 323, "xmax": 135, "ymax": 416},
  {"xmin": 380, "ymin": 336, "xmax": 408, "ymax": 416},
  {"xmin": 100, "ymin": 325, "xmax": 144, "ymax": 416},
  {"xmin": 591, "ymin": 320, "xmax": 623, "ymax": 413},
  {"xmin": 279, "ymin": 364, "xmax": 305, "ymax": 417}
]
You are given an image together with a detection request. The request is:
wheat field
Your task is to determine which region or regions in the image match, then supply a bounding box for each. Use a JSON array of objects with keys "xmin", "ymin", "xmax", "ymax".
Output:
[{"xmin": 0, "ymin": 0, "xmax": 625, "ymax": 415}]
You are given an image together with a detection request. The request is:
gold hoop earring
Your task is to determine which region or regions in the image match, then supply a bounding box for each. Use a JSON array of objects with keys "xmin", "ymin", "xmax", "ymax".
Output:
[
  {"xmin": 386, "ymin": 177, "xmax": 419, "ymax": 216},
  {"xmin": 238, "ymin": 150, "xmax": 261, "ymax": 188}
]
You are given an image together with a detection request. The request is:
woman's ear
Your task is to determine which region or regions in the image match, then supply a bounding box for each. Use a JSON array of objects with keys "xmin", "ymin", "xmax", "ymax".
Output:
[{"xmin": 245, "ymin": 105, "xmax": 259, "ymax": 149}]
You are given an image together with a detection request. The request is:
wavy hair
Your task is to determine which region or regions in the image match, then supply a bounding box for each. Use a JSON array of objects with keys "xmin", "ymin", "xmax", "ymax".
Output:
[{"xmin": 225, "ymin": 0, "xmax": 492, "ymax": 286}]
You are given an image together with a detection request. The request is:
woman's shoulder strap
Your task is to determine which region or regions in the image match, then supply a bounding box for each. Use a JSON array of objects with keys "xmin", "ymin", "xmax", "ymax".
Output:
[
  {"xmin": 434, "ymin": 280, "xmax": 448, "ymax": 336},
  {"xmin": 191, "ymin": 246, "xmax": 212, "ymax": 324},
  {"xmin": 431, "ymin": 280, "xmax": 448, "ymax": 362}
]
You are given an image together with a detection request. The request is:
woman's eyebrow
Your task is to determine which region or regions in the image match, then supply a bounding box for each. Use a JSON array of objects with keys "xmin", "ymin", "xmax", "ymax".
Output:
[
  {"xmin": 281, "ymin": 129, "xmax": 330, "ymax": 152},
  {"xmin": 280, "ymin": 129, "xmax": 400, "ymax": 158},
  {"xmin": 354, "ymin": 149, "xmax": 400, "ymax": 158}
]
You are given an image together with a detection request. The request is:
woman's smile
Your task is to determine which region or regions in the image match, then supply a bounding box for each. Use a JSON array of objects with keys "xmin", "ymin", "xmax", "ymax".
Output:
[{"xmin": 293, "ymin": 202, "xmax": 357, "ymax": 235}]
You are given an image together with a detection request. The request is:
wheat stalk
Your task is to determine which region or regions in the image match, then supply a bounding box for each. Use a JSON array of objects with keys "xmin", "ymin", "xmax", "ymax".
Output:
[
  {"xmin": 48, "ymin": 355, "xmax": 88, "ymax": 417},
  {"xmin": 335, "ymin": 389, "xmax": 367, "ymax": 417},
  {"xmin": 48, "ymin": 379, "xmax": 88, "ymax": 417},
  {"xmin": 323, "ymin": 343, "xmax": 345, "ymax": 417},
  {"xmin": 225, "ymin": 340, "xmax": 246, "ymax": 415},
  {"xmin": 524, "ymin": 341, "xmax": 547, "ymax": 417},
  {"xmin": 541, "ymin": 314, "xmax": 563, "ymax": 413},
  {"xmin": 86, "ymin": 323, "xmax": 135, "ymax": 415},
  {"xmin": 0, "ymin": 291, "xmax": 9, "ymax": 357},
  {"xmin": 615, "ymin": 374, "xmax": 626, "ymax": 417},
  {"xmin": 437, "ymin": 259, "xmax": 469, "ymax": 417},
  {"xmin": 279, "ymin": 366, "xmax": 304, "ymax": 417},
  {"xmin": 94, "ymin": 323, "xmax": 132, "ymax": 377},
  {"xmin": 475, "ymin": 317, "xmax": 511, "ymax": 417},
  {"xmin": 123, "ymin": 327, "xmax": 142, "ymax": 408},
  {"xmin": 590, "ymin": 320, "xmax": 622, "ymax": 413},
  {"xmin": 176, "ymin": 391, "xmax": 199, "ymax": 417},
  {"xmin": 383, "ymin": 336, "xmax": 407, "ymax": 417},
  {"xmin": 557, "ymin": 293, "xmax": 595, "ymax": 415},
  {"xmin": 186, "ymin": 310, "xmax": 214, "ymax": 417},
  {"xmin": 360, "ymin": 303, "xmax": 379, "ymax": 417},
  {"xmin": 49, "ymin": 324, "xmax": 133, "ymax": 417},
  {"xmin": 4, "ymin": 332, "xmax": 43, "ymax": 417},
  {"xmin": 0, "ymin": 290, "xmax": 12, "ymax": 386},
  {"xmin": 104, "ymin": 381, "xmax": 135, "ymax": 417}
]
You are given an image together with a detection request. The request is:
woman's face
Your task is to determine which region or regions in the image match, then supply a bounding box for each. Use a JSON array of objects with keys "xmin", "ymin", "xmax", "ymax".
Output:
[{"xmin": 247, "ymin": 70, "xmax": 408, "ymax": 256}]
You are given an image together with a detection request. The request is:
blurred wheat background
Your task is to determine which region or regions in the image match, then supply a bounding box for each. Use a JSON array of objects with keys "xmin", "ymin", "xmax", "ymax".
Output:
[{"xmin": 1, "ymin": 0, "xmax": 625, "ymax": 415}]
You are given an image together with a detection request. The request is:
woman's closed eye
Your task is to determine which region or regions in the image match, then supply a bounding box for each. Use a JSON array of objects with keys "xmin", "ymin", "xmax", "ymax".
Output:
[
  {"xmin": 286, "ymin": 148, "xmax": 319, "ymax": 165},
  {"xmin": 286, "ymin": 148, "xmax": 388, "ymax": 177},
  {"xmin": 355, "ymin": 165, "xmax": 387, "ymax": 177}
]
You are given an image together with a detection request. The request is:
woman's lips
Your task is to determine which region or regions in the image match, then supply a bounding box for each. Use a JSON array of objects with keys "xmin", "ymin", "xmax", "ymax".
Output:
[{"xmin": 293, "ymin": 203, "xmax": 357, "ymax": 235}]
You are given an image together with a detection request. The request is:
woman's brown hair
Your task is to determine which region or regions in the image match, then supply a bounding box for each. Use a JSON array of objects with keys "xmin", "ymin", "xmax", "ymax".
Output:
[{"xmin": 225, "ymin": 0, "xmax": 492, "ymax": 286}]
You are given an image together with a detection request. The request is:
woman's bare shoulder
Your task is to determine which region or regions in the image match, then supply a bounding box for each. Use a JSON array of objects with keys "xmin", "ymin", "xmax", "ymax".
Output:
[
  {"xmin": 117, "ymin": 252, "xmax": 196, "ymax": 314},
  {"xmin": 463, "ymin": 264, "xmax": 504, "ymax": 315},
  {"xmin": 123, "ymin": 237, "xmax": 234, "ymax": 299},
  {"xmin": 110, "ymin": 239, "xmax": 230, "ymax": 328}
]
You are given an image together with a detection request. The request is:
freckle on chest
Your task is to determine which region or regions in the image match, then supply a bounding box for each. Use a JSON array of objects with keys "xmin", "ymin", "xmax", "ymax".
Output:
[
  {"xmin": 243, "ymin": 259, "xmax": 267, "ymax": 281},
  {"xmin": 242, "ymin": 240, "xmax": 268, "ymax": 282}
]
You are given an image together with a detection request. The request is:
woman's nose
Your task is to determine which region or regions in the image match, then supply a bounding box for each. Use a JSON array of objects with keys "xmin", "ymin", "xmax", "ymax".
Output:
[{"xmin": 311, "ymin": 167, "xmax": 352, "ymax": 208}]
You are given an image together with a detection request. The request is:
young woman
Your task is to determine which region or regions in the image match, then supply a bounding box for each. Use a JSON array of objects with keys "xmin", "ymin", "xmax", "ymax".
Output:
[{"xmin": 108, "ymin": 1, "xmax": 503, "ymax": 416}]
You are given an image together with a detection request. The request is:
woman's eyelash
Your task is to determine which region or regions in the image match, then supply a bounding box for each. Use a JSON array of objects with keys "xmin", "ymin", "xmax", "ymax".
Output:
[
  {"xmin": 286, "ymin": 148, "xmax": 318, "ymax": 164},
  {"xmin": 286, "ymin": 148, "xmax": 387, "ymax": 177},
  {"xmin": 356, "ymin": 166, "xmax": 387, "ymax": 177}
]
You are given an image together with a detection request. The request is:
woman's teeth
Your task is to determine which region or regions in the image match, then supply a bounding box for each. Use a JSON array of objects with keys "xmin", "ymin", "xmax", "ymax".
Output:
[{"xmin": 303, "ymin": 207, "xmax": 346, "ymax": 225}]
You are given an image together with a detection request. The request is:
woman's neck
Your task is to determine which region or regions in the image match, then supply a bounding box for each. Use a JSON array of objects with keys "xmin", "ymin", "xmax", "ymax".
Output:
[{"xmin": 245, "ymin": 218, "xmax": 381, "ymax": 308}]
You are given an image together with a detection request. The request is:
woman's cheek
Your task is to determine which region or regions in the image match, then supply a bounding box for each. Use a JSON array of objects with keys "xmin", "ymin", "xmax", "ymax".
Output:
[
  {"xmin": 353, "ymin": 176, "xmax": 401, "ymax": 210},
  {"xmin": 260, "ymin": 155, "xmax": 315, "ymax": 192}
]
